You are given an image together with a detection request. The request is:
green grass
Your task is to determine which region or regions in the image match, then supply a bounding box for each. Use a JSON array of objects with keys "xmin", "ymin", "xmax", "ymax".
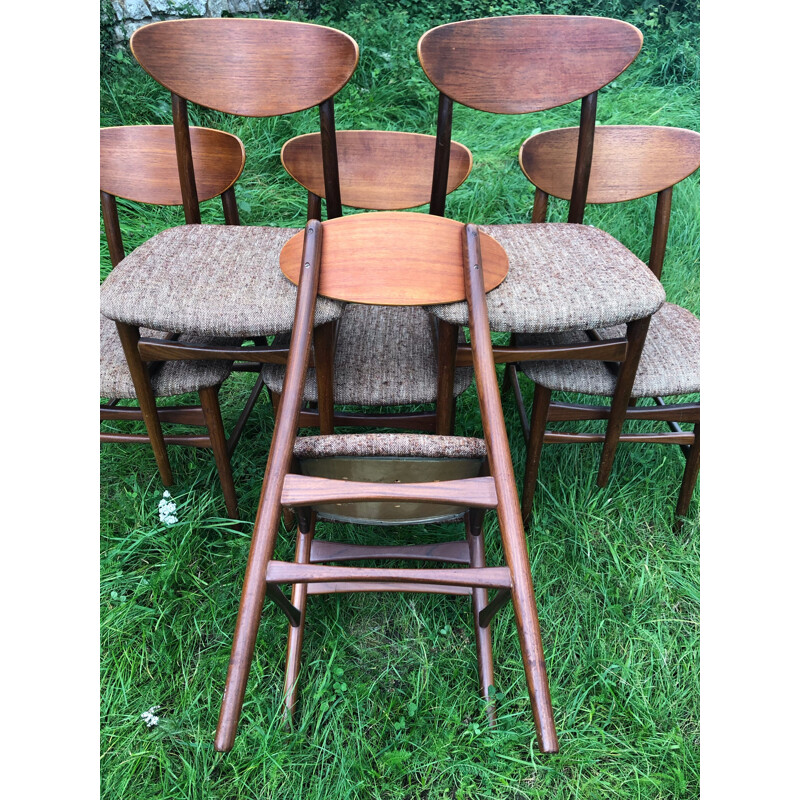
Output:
[{"xmin": 100, "ymin": 8, "xmax": 699, "ymax": 799}]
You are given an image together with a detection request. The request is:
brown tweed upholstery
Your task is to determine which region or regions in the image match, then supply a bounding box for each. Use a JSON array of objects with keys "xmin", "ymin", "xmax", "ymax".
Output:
[
  {"xmin": 99, "ymin": 224, "xmax": 343, "ymax": 337},
  {"xmin": 261, "ymin": 304, "xmax": 473, "ymax": 405},
  {"xmin": 99, "ymin": 314, "xmax": 234, "ymax": 399},
  {"xmin": 293, "ymin": 433, "xmax": 487, "ymax": 460},
  {"xmin": 430, "ymin": 223, "xmax": 665, "ymax": 333},
  {"xmin": 518, "ymin": 302, "xmax": 699, "ymax": 397}
]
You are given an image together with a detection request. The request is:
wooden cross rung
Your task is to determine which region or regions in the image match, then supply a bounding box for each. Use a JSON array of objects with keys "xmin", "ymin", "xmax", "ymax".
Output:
[
  {"xmin": 309, "ymin": 539, "xmax": 470, "ymax": 564},
  {"xmin": 281, "ymin": 474, "xmax": 498, "ymax": 508},
  {"xmin": 265, "ymin": 561, "xmax": 512, "ymax": 590},
  {"xmin": 307, "ymin": 581, "xmax": 473, "ymax": 596}
]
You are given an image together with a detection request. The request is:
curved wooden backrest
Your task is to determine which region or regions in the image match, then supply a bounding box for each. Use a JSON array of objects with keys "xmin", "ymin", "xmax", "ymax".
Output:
[
  {"xmin": 520, "ymin": 126, "xmax": 700, "ymax": 203},
  {"xmin": 130, "ymin": 18, "xmax": 359, "ymax": 116},
  {"xmin": 280, "ymin": 212, "xmax": 508, "ymax": 305},
  {"xmin": 418, "ymin": 15, "xmax": 642, "ymax": 113},
  {"xmin": 281, "ymin": 131, "xmax": 473, "ymax": 210},
  {"xmin": 100, "ymin": 125, "xmax": 245, "ymax": 204}
]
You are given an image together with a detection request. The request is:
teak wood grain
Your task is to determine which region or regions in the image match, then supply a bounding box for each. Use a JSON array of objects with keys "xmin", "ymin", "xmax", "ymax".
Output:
[
  {"xmin": 130, "ymin": 18, "xmax": 359, "ymax": 116},
  {"xmin": 100, "ymin": 125, "xmax": 245, "ymax": 205},
  {"xmin": 417, "ymin": 15, "xmax": 642, "ymax": 114},
  {"xmin": 280, "ymin": 211, "xmax": 508, "ymax": 305},
  {"xmin": 520, "ymin": 126, "xmax": 700, "ymax": 203},
  {"xmin": 281, "ymin": 130, "xmax": 472, "ymax": 210}
]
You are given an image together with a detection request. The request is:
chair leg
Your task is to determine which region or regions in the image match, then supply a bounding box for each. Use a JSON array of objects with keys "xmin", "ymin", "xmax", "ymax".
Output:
[
  {"xmin": 498, "ymin": 502, "xmax": 558, "ymax": 753},
  {"xmin": 282, "ymin": 509, "xmax": 314, "ymax": 726},
  {"xmin": 675, "ymin": 420, "xmax": 700, "ymax": 530},
  {"xmin": 199, "ymin": 385, "xmax": 239, "ymax": 520},
  {"xmin": 313, "ymin": 321, "xmax": 336, "ymax": 435},
  {"xmin": 226, "ymin": 372, "xmax": 267, "ymax": 457},
  {"xmin": 114, "ymin": 321, "xmax": 173, "ymax": 486},
  {"xmin": 521, "ymin": 384, "xmax": 552, "ymax": 526},
  {"xmin": 466, "ymin": 509, "xmax": 496, "ymax": 725},
  {"xmin": 597, "ymin": 315, "xmax": 651, "ymax": 487}
]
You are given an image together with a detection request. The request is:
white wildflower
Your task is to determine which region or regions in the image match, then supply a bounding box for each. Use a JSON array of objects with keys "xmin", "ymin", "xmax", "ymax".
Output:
[
  {"xmin": 141, "ymin": 706, "xmax": 161, "ymax": 727},
  {"xmin": 158, "ymin": 491, "xmax": 178, "ymax": 525}
]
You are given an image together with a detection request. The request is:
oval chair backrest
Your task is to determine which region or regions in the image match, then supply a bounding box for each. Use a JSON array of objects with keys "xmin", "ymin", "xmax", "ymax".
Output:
[
  {"xmin": 280, "ymin": 212, "xmax": 507, "ymax": 305},
  {"xmin": 130, "ymin": 18, "xmax": 359, "ymax": 117},
  {"xmin": 281, "ymin": 131, "xmax": 473, "ymax": 210},
  {"xmin": 100, "ymin": 125, "xmax": 245, "ymax": 205},
  {"xmin": 519, "ymin": 126, "xmax": 700, "ymax": 203},
  {"xmin": 417, "ymin": 15, "xmax": 642, "ymax": 114}
]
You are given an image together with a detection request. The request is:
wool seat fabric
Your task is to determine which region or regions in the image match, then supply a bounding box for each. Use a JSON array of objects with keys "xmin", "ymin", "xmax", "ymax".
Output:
[
  {"xmin": 429, "ymin": 223, "xmax": 665, "ymax": 333},
  {"xmin": 99, "ymin": 224, "xmax": 343, "ymax": 337},
  {"xmin": 261, "ymin": 304, "xmax": 473, "ymax": 405},
  {"xmin": 517, "ymin": 302, "xmax": 700, "ymax": 398},
  {"xmin": 99, "ymin": 314, "xmax": 234, "ymax": 399},
  {"xmin": 293, "ymin": 433, "xmax": 487, "ymax": 460}
]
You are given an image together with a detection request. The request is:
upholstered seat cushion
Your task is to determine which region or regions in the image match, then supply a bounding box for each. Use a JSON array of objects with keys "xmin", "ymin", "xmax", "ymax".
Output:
[
  {"xmin": 517, "ymin": 302, "xmax": 699, "ymax": 398},
  {"xmin": 293, "ymin": 432, "xmax": 487, "ymax": 460},
  {"xmin": 430, "ymin": 223, "xmax": 665, "ymax": 333},
  {"xmin": 99, "ymin": 225, "xmax": 343, "ymax": 337},
  {"xmin": 99, "ymin": 314, "xmax": 234, "ymax": 399},
  {"xmin": 261, "ymin": 304, "xmax": 473, "ymax": 405}
]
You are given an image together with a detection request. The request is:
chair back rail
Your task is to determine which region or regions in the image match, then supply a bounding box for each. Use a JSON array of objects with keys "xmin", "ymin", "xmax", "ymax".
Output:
[
  {"xmin": 520, "ymin": 126, "xmax": 700, "ymax": 204},
  {"xmin": 281, "ymin": 130, "xmax": 472, "ymax": 210},
  {"xmin": 279, "ymin": 211, "xmax": 507, "ymax": 305},
  {"xmin": 100, "ymin": 125, "xmax": 245, "ymax": 205},
  {"xmin": 130, "ymin": 18, "xmax": 359, "ymax": 116}
]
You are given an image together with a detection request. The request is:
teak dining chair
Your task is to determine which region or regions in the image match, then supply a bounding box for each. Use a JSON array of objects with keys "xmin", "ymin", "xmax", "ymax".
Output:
[
  {"xmin": 100, "ymin": 124, "xmax": 247, "ymax": 518},
  {"xmin": 262, "ymin": 130, "xmax": 475, "ymax": 433},
  {"xmin": 100, "ymin": 18, "xmax": 359, "ymax": 446},
  {"xmin": 417, "ymin": 15, "xmax": 666, "ymax": 483},
  {"xmin": 214, "ymin": 212, "xmax": 558, "ymax": 755},
  {"xmin": 508, "ymin": 125, "xmax": 700, "ymax": 527}
]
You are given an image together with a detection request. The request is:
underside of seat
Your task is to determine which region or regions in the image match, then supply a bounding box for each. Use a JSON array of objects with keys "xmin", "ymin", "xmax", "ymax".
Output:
[
  {"xmin": 517, "ymin": 302, "xmax": 699, "ymax": 397},
  {"xmin": 262, "ymin": 304, "xmax": 473, "ymax": 405},
  {"xmin": 430, "ymin": 223, "xmax": 666, "ymax": 333}
]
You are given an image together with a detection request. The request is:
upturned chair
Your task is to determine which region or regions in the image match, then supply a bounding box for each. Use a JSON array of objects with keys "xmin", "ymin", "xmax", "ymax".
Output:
[
  {"xmin": 262, "ymin": 130, "xmax": 475, "ymax": 432},
  {"xmin": 99, "ymin": 18, "xmax": 359, "ymax": 455},
  {"xmin": 507, "ymin": 125, "xmax": 700, "ymax": 528},
  {"xmin": 417, "ymin": 15, "xmax": 666, "ymax": 483},
  {"xmin": 100, "ymin": 124, "xmax": 247, "ymax": 518},
  {"xmin": 214, "ymin": 212, "xmax": 558, "ymax": 754}
]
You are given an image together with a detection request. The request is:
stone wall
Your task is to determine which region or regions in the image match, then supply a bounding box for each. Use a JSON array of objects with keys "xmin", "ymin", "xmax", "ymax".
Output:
[{"xmin": 105, "ymin": 1, "xmax": 314, "ymax": 44}]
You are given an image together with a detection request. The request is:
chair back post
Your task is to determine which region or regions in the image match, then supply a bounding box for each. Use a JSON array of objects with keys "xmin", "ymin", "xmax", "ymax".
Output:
[
  {"xmin": 307, "ymin": 192, "xmax": 322, "ymax": 221},
  {"xmin": 531, "ymin": 188, "xmax": 549, "ymax": 224},
  {"xmin": 319, "ymin": 98, "xmax": 343, "ymax": 219},
  {"xmin": 171, "ymin": 93, "xmax": 201, "ymax": 224},
  {"xmin": 101, "ymin": 191, "xmax": 126, "ymax": 266},
  {"xmin": 430, "ymin": 92, "xmax": 454, "ymax": 216},
  {"xmin": 566, "ymin": 91, "xmax": 598, "ymax": 224},
  {"xmin": 221, "ymin": 186, "xmax": 240, "ymax": 225},
  {"xmin": 215, "ymin": 220, "xmax": 323, "ymax": 752},
  {"xmin": 648, "ymin": 186, "xmax": 673, "ymax": 280}
]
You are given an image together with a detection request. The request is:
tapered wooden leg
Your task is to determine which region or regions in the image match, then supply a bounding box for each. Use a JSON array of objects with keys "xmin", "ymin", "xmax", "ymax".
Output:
[
  {"xmin": 115, "ymin": 321, "xmax": 173, "ymax": 485},
  {"xmin": 199, "ymin": 385, "xmax": 238, "ymax": 520},
  {"xmin": 226, "ymin": 373, "xmax": 266, "ymax": 457},
  {"xmin": 466, "ymin": 510, "xmax": 496, "ymax": 725},
  {"xmin": 675, "ymin": 420, "xmax": 700, "ymax": 529},
  {"xmin": 501, "ymin": 335, "xmax": 518, "ymax": 398},
  {"xmin": 597, "ymin": 315, "xmax": 651, "ymax": 487},
  {"xmin": 435, "ymin": 320, "xmax": 458, "ymax": 435},
  {"xmin": 314, "ymin": 321, "xmax": 337, "ymax": 435},
  {"xmin": 521, "ymin": 384, "xmax": 552, "ymax": 526},
  {"xmin": 282, "ymin": 509, "xmax": 314, "ymax": 726}
]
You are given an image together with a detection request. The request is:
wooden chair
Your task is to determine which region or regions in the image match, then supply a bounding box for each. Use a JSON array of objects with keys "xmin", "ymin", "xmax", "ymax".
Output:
[
  {"xmin": 262, "ymin": 130, "xmax": 475, "ymax": 433},
  {"xmin": 100, "ymin": 124, "xmax": 247, "ymax": 518},
  {"xmin": 214, "ymin": 212, "xmax": 559, "ymax": 755},
  {"xmin": 417, "ymin": 15, "xmax": 666, "ymax": 483},
  {"xmin": 507, "ymin": 125, "xmax": 700, "ymax": 528},
  {"xmin": 99, "ymin": 18, "xmax": 360, "ymax": 462}
]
